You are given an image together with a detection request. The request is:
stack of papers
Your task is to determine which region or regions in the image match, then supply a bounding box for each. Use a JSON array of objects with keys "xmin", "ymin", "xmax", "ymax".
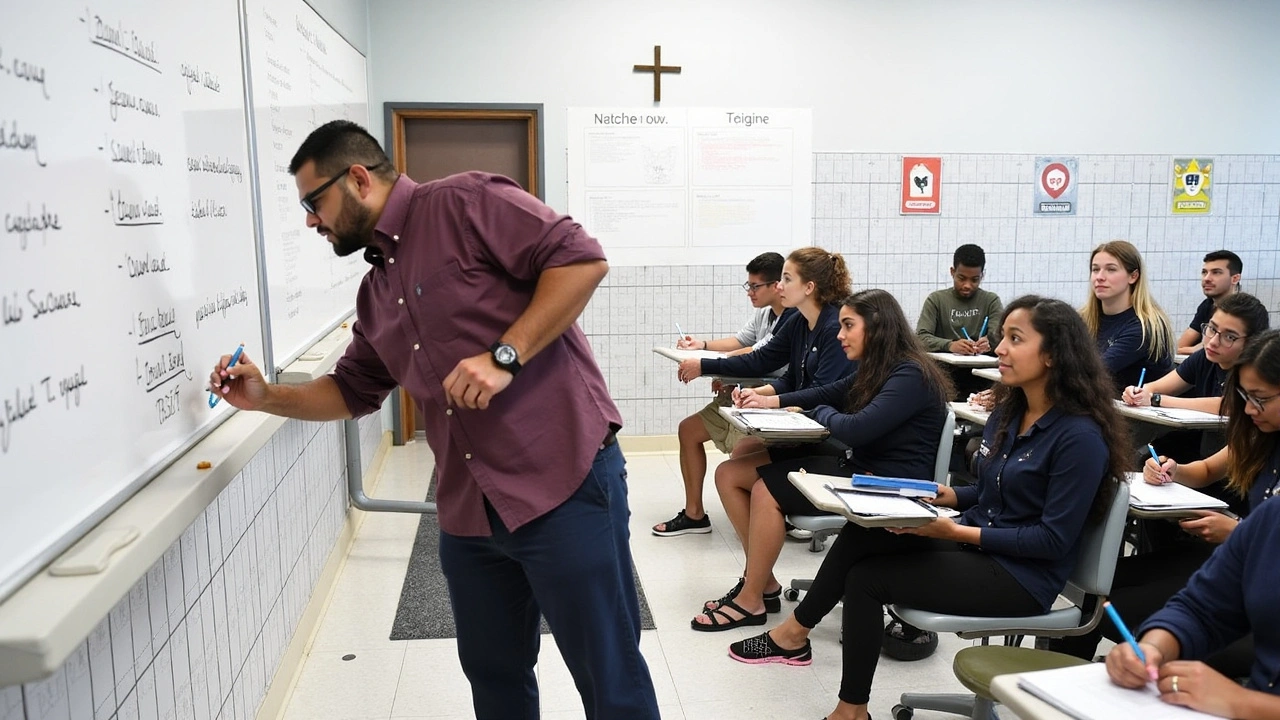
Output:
[
  {"xmin": 719, "ymin": 408, "xmax": 830, "ymax": 442},
  {"xmin": 1113, "ymin": 401, "xmax": 1225, "ymax": 424},
  {"xmin": 652, "ymin": 346, "xmax": 726, "ymax": 362},
  {"xmin": 786, "ymin": 472, "xmax": 958, "ymax": 527},
  {"xmin": 1125, "ymin": 472, "xmax": 1229, "ymax": 511},
  {"xmin": 850, "ymin": 474, "xmax": 939, "ymax": 499},
  {"xmin": 1017, "ymin": 662, "xmax": 1217, "ymax": 719}
]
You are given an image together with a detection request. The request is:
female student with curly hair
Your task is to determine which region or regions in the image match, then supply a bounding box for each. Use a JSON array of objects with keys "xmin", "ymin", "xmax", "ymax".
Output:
[
  {"xmin": 1082, "ymin": 240, "xmax": 1176, "ymax": 393},
  {"xmin": 690, "ymin": 289, "xmax": 952, "ymax": 630},
  {"xmin": 728, "ymin": 296, "xmax": 1129, "ymax": 720}
]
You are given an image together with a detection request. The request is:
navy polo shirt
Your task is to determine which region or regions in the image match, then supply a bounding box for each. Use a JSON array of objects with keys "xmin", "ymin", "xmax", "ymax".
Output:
[
  {"xmin": 1174, "ymin": 348, "xmax": 1227, "ymax": 399},
  {"xmin": 1096, "ymin": 308, "xmax": 1173, "ymax": 393},
  {"xmin": 1189, "ymin": 297, "xmax": 1215, "ymax": 332},
  {"xmin": 953, "ymin": 407, "xmax": 1110, "ymax": 612}
]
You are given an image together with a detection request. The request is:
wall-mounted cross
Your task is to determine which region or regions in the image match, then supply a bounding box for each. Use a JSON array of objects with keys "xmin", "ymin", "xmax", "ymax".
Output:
[{"xmin": 633, "ymin": 45, "xmax": 681, "ymax": 102}]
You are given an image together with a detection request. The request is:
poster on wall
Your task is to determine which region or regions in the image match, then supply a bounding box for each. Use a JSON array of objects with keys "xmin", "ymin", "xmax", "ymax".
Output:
[
  {"xmin": 566, "ymin": 107, "xmax": 813, "ymax": 265},
  {"xmin": 900, "ymin": 156, "xmax": 942, "ymax": 214},
  {"xmin": 1172, "ymin": 158, "xmax": 1213, "ymax": 215},
  {"xmin": 1033, "ymin": 157, "xmax": 1078, "ymax": 215}
]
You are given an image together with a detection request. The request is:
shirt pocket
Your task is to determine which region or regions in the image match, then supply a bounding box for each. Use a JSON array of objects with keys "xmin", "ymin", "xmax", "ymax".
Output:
[{"xmin": 409, "ymin": 259, "xmax": 466, "ymax": 344}]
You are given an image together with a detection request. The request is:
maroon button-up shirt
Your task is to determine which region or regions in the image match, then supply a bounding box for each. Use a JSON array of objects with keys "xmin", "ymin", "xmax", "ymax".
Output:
[{"xmin": 329, "ymin": 172, "xmax": 622, "ymax": 536}]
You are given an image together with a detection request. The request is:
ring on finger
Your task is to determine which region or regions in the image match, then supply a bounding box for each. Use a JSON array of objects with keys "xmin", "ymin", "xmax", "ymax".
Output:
[{"xmin": 1171, "ymin": 675, "xmax": 1180, "ymax": 693}]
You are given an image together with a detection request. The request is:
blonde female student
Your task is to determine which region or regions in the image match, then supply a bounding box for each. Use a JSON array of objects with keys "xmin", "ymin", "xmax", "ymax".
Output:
[
  {"xmin": 727, "ymin": 296, "xmax": 1128, "ymax": 720},
  {"xmin": 1082, "ymin": 240, "xmax": 1176, "ymax": 393}
]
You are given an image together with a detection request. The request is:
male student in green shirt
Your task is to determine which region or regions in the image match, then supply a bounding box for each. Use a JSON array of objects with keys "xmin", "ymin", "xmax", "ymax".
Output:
[{"xmin": 916, "ymin": 243, "xmax": 1003, "ymax": 399}]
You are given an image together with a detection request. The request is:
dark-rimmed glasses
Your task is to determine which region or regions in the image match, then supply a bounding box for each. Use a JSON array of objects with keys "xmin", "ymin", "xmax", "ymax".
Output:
[
  {"xmin": 300, "ymin": 162, "xmax": 386, "ymax": 214},
  {"xmin": 1203, "ymin": 322, "xmax": 1244, "ymax": 351},
  {"xmin": 742, "ymin": 281, "xmax": 776, "ymax": 293},
  {"xmin": 1237, "ymin": 386, "xmax": 1276, "ymax": 413}
]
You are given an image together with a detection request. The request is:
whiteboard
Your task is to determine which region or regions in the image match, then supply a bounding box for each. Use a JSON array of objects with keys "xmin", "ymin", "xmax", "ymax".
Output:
[
  {"xmin": 0, "ymin": 1, "xmax": 264, "ymax": 601},
  {"xmin": 567, "ymin": 107, "xmax": 813, "ymax": 265},
  {"xmin": 245, "ymin": 0, "xmax": 369, "ymax": 369}
]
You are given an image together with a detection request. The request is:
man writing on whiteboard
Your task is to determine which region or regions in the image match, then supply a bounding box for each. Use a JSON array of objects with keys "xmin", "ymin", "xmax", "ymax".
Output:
[{"xmin": 207, "ymin": 120, "xmax": 659, "ymax": 720}]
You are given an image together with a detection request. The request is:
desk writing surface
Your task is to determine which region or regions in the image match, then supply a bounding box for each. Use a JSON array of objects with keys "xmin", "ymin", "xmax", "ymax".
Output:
[
  {"xmin": 653, "ymin": 346, "xmax": 726, "ymax": 362},
  {"xmin": 971, "ymin": 367, "xmax": 1001, "ymax": 382},
  {"xmin": 719, "ymin": 407, "xmax": 829, "ymax": 443},
  {"xmin": 927, "ymin": 352, "xmax": 999, "ymax": 367},
  {"xmin": 786, "ymin": 472, "xmax": 944, "ymax": 528},
  {"xmin": 989, "ymin": 674, "xmax": 1071, "ymax": 720},
  {"xmin": 949, "ymin": 401, "xmax": 991, "ymax": 427},
  {"xmin": 1113, "ymin": 401, "xmax": 1225, "ymax": 430},
  {"xmin": 1124, "ymin": 472, "xmax": 1229, "ymax": 519},
  {"xmin": 1174, "ymin": 353, "xmax": 1189, "ymax": 365}
]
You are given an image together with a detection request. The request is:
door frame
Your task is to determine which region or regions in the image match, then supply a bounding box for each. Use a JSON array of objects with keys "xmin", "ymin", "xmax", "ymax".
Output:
[
  {"xmin": 383, "ymin": 102, "xmax": 545, "ymax": 443},
  {"xmin": 383, "ymin": 102, "xmax": 545, "ymax": 200}
]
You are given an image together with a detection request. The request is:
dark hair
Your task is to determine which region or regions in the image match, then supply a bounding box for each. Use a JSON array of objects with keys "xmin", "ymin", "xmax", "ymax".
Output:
[
  {"xmin": 1214, "ymin": 292, "xmax": 1270, "ymax": 338},
  {"xmin": 1223, "ymin": 329, "xmax": 1280, "ymax": 495},
  {"xmin": 289, "ymin": 120, "xmax": 397, "ymax": 182},
  {"xmin": 788, "ymin": 247, "xmax": 853, "ymax": 306},
  {"xmin": 1203, "ymin": 250, "xmax": 1243, "ymax": 277},
  {"xmin": 841, "ymin": 290, "xmax": 954, "ymax": 412},
  {"xmin": 992, "ymin": 295, "xmax": 1127, "ymax": 521},
  {"xmin": 746, "ymin": 252, "xmax": 785, "ymax": 282},
  {"xmin": 953, "ymin": 244, "xmax": 986, "ymax": 270}
]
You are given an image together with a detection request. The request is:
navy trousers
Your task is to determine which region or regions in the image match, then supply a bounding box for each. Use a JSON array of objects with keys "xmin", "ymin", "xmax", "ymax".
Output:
[{"xmin": 438, "ymin": 442, "xmax": 660, "ymax": 720}]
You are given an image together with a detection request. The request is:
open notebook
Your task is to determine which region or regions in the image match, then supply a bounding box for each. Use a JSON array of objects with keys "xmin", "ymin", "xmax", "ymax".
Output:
[
  {"xmin": 1016, "ymin": 663, "xmax": 1217, "ymax": 720},
  {"xmin": 652, "ymin": 346, "xmax": 726, "ymax": 362},
  {"xmin": 1125, "ymin": 472, "xmax": 1229, "ymax": 511}
]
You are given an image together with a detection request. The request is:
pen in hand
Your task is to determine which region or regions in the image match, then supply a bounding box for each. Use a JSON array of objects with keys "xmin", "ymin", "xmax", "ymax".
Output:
[
  {"xmin": 1147, "ymin": 444, "xmax": 1169, "ymax": 484},
  {"xmin": 209, "ymin": 343, "xmax": 245, "ymax": 408},
  {"xmin": 1103, "ymin": 601, "xmax": 1158, "ymax": 682},
  {"xmin": 1137, "ymin": 367, "xmax": 1147, "ymax": 389},
  {"xmin": 978, "ymin": 316, "xmax": 989, "ymax": 339},
  {"xmin": 960, "ymin": 327, "xmax": 972, "ymax": 341},
  {"xmin": 674, "ymin": 322, "xmax": 687, "ymax": 345}
]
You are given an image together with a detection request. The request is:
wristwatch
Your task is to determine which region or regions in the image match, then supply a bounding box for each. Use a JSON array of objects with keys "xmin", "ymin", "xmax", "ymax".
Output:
[
  {"xmin": 1151, "ymin": 393, "xmax": 1162, "ymax": 407},
  {"xmin": 489, "ymin": 341, "xmax": 522, "ymax": 376}
]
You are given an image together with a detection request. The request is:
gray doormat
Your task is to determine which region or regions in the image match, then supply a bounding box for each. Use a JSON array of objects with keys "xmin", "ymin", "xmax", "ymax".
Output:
[{"xmin": 389, "ymin": 472, "xmax": 656, "ymax": 640}]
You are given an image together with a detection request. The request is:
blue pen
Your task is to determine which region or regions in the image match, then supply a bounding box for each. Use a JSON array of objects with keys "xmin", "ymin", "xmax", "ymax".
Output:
[
  {"xmin": 674, "ymin": 322, "xmax": 686, "ymax": 343},
  {"xmin": 978, "ymin": 316, "xmax": 989, "ymax": 339},
  {"xmin": 1104, "ymin": 601, "xmax": 1157, "ymax": 681},
  {"xmin": 1147, "ymin": 443, "xmax": 1168, "ymax": 483},
  {"xmin": 209, "ymin": 344, "xmax": 245, "ymax": 408},
  {"xmin": 1137, "ymin": 367, "xmax": 1148, "ymax": 389},
  {"xmin": 960, "ymin": 327, "xmax": 972, "ymax": 341}
]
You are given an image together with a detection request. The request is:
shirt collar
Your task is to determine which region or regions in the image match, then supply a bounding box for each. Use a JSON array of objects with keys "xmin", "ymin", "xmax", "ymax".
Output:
[
  {"xmin": 364, "ymin": 175, "xmax": 417, "ymax": 267},
  {"xmin": 1020, "ymin": 405, "xmax": 1067, "ymax": 437}
]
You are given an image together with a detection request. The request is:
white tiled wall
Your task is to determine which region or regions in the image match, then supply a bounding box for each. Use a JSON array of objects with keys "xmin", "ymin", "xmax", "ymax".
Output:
[
  {"xmin": 584, "ymin": 153, "xmax": 1280, "ymax": 436},
  {"xmin": 3, "ymin": 414, "xmax": 382, "ymax": 720}
]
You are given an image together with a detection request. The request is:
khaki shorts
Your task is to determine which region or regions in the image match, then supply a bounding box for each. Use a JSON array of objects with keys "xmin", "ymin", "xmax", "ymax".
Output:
[{"xmin": 696, "ymin": 392, "xmax": 748, "ymax": 454}]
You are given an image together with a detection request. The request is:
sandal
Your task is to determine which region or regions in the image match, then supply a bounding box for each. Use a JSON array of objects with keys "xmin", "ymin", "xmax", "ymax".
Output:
[
  {"xmin": 704, "ymin": 578, "xmax": 782, "ymax": 613},
  {"xmin": 728, "ymin": 631, "xmax": 813, "ymax": 665},
  {"xmin": 690, "ymin": 598, "xmax": 767, "ymax": 632}
]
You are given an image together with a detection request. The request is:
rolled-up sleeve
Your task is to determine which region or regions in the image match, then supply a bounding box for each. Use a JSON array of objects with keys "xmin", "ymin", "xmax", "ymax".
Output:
[{"xmin": 330, "ymin": 319, "xmax": 398, "ymax": 419}]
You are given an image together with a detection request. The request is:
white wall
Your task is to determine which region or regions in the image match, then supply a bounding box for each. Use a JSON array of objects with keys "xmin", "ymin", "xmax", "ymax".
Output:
[
  {"xmin": 302, "ymin": 0, "xmax": 368, "ymax": 54},
  {"xmin": 368, "ymin": 0, "xmax": 1280, "ymax": 211}
]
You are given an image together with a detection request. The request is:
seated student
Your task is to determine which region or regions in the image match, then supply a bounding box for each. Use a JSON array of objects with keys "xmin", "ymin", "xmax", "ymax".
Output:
[
  {"xmin": 690, "ymin": 289, "xmax": 952, "ymax": 631},
  {"xmin": 1106, "ymin": 483, "xmax": 1280, "ymax": 717},
  {"xmin": 653, "ymin": 251, "xmax": 794, "ymax": 537},
  {"xmin": 1178, "ymin": 250, "xmax": 1243, "ymax": 355},
  {"xmin": 1082, "ymin": 240, "xmax": 1176, "ymax": 394},
  {"xmin": 916, "ymin": 243, "xmax": 1004, "ymax": 398},
  {"xmin": 676, "ymin": 246, "xmax": 855, "ymax": 411},
  {"xmin": 1050, "ymin": 328, "xmax": 1280, "ymax": 669},
  {"xmin": 726, "ymin": 296, "xmax": 1128, "ymax": 720}
]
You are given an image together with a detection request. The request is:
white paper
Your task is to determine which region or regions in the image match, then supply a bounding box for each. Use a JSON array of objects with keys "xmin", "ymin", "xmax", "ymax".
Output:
[
  {"xmin": 726, "ymin": 408, "xmax": 827, "ymax": 432},
  {"xmin": 651, "ymin": 346, "xmax": 726, "ymax": 362},
  {"xmin": 927, "ymin": 352, "xmax": 999, "ymax": 366},
  {"xmin": 1017, "ymin": 663, "xmax": 1216, "ymax": 719},
  {"xmin": 1125, "ymin": 473, "xmax": 1229, "ymax": 509},
  {"xmin": 828, "ymin": 487, "xmax": 940, "ymax": 518}
]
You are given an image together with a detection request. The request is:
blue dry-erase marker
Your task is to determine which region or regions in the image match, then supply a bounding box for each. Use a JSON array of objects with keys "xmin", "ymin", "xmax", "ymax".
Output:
[
  {"xmin": 209, "ymin": 344, "xmax": 245, "ymax": 408},
  {"xmin": 1103, "ymin": 601, "xmax": 1155, "ymax": 679},
  {"xmin": 960, "ymin": 327, "xmax": 972, "ymax": 341},
  {"xmin": 978, "ymin": 316, "xmax": 989, "ymax": 339},
  {"xmin": 1137, "ymin": 367, "xmax": 1148, "ymax": 389}
]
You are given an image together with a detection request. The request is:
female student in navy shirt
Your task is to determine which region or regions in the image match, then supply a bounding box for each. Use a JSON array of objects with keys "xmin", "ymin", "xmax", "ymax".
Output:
[
  {"xmin": 690, "ymin": 289, "xmax": 951, "ymax": 630},
  {"xmin": 1082, "ymin": 240, "xmax": 1175, "ymax": 393},
  {"xmin": 727, "ymin": 296, "xmax": 1129, "ymax": 720},
  {"xmin": 677, "ymin": 247, "xmax": 856, "ymax": 448}
]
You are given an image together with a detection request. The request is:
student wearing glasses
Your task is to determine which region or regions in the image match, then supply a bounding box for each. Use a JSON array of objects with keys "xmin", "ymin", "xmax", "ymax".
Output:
[
  {"xmin": 653, "ymin": 252, "xmax": 794, "ymax": 538},
  {"xmin": 1082, "ymin": 241, "xmax": 1176, "ymax": 394},
  {"xmin": 1107, "ymin": 331, "xmax": 1280, "ymax": 718},
  {"xmin": 208, "ymin": 121, "xmax": 660, "ymax": 718},
  {"xmin": 1052, "ymin": 329, "xmax": 1280, "ymax": 670}
]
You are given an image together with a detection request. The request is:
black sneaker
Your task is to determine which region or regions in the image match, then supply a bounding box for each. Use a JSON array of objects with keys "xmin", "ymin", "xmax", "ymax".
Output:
[
  {"xmin": 652, "ymin": 510, "xmax": 712, "ymax": 536},
  {"xmin": 728, "ymin": 631, "xmax": 813, "ymax": 666}
]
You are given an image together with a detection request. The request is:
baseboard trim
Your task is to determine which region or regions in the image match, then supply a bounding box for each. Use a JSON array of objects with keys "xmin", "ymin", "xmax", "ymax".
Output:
[
  {"xmin": 618, "ymin": 434, "xmax": 679, "ymax": 454},
  {"xmin": 256, "ymin": 429, "xmax": 394, "ymax": 720}
]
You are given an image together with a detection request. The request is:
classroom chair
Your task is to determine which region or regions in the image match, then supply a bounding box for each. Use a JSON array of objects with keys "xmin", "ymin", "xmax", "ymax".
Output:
[
  {"xmin": 884, "ymin": 480, "xmax": 1131, "ymax": 720},
  {"xmin": 784, "ymin": 408, "xmax": 956, "ymax": 597}
]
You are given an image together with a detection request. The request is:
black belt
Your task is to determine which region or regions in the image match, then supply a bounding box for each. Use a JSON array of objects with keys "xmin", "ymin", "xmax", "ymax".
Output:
[{"xmin": 600, "ymin": 429, "xmax": 618, "ymax": 448}]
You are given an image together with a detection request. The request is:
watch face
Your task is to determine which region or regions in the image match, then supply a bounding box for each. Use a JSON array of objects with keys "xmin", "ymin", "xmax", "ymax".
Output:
[{"xmin": 495, "ymin": 344, "xmax": 517, "ymax": 364}]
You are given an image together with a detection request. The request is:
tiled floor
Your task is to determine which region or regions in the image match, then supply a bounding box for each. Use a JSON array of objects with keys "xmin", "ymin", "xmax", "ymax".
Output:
[{"xmin": 280, "ymin": 442, "xmax": 999, "ymax": 719}]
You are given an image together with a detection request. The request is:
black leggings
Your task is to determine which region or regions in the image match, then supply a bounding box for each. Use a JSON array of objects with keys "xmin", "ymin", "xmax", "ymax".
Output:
[{"xmin": 792, "ymin": 522, "xmax": 1041, "ymax": 705}]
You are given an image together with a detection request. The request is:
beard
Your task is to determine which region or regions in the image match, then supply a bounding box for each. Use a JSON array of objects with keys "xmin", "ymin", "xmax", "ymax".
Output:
[{"xmin": 324, "ymin": 190, "xmax": 376, "ymax": 257}]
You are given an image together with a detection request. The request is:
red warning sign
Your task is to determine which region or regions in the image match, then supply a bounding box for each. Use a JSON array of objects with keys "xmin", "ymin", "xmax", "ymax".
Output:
[
  {"xmin": 901, "ymin": 156, "xmax": 942, "ymax": 215},
  {"xmin": 1041, "ymin": 163, "xmax": 1070, "ymax": 199}
]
